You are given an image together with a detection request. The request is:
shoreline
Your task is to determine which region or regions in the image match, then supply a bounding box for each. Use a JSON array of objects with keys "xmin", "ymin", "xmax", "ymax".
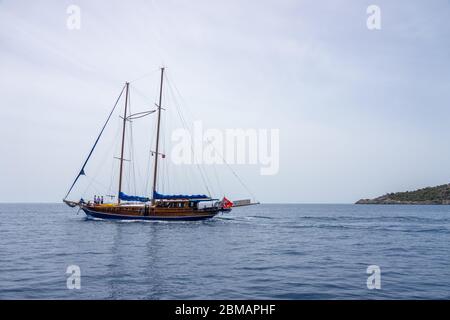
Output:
[{"xmin": 355, "ymin": 199, "xmax": 450, "ymax": 205}]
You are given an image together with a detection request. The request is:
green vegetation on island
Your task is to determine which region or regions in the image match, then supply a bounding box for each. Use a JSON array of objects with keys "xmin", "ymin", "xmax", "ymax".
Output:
[{"xmin": 356, "ymin": 183, "xmax": 450, "ymax": 205}]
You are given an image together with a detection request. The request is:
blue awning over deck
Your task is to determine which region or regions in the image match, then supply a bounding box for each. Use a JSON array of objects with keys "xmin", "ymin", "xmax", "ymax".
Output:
[
  {"xmin": 119, "ymin": 192, "xmax": 150, "ymax": 202},
  {"xmin": 153, "ymin": 191, "xmax": 209, "ymax": 200}
]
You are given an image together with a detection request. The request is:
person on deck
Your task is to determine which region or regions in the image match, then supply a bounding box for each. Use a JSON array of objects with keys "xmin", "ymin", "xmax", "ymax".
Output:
[
  {"xmin": 94, "ymin": 195, "xmax": 97, "ymax": 205},
  {"xmin": 101, "ymin": 196, "xmax": 104, "ymax": 204}
]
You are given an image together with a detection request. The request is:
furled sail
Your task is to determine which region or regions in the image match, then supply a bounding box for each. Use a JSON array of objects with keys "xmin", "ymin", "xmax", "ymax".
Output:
[
  {"xmin": 119, "ymin": 192, "xmax": 150, "ymax": 202},
  {"xmin": 153, "ymin": 191, "xmax": 209, "ymax": 200}
]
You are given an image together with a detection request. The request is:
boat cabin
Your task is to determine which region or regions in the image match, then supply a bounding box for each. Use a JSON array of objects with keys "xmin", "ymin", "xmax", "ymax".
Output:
[
  {"xmin": 154, "ymin": 199, "xmax": 219, "ymax": 210},
  {"xmin": 155, "ymin": 199, "xmax": 194, "ymax": 209}
]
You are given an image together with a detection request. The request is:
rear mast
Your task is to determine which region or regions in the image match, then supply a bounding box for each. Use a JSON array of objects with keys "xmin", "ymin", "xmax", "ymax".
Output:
[
  {"xmin": 117, "ymin": 82, "xmax": 130, "ymax": 204},
  {"xmin": 151, "ymin": 67, "xmax": 165, "ymax": 205}
]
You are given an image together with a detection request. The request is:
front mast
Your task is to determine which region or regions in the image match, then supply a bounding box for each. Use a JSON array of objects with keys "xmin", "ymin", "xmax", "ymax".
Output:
[
  {"xmin": 151, "ymin": 67, "xmax": 165, "ymax": 205},
  {"xmin": 117, "ymin": 82, "xmax": 130, "ymax": 204}
]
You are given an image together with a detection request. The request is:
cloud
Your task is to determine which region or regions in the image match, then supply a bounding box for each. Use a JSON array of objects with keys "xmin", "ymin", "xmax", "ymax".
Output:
[{"xmin": 1, "ymin": 0, "xmax": 450, "ymax": 202}]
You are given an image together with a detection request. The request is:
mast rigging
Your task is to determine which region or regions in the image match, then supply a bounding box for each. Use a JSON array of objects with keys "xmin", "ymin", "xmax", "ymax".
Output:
[
  {"xmin": 117, "ymin": 82, "xmax": 129, "ymax": 203},
  {"xmin": 151, "ymin": 67, "xmax": 165, "ymax": 204}
]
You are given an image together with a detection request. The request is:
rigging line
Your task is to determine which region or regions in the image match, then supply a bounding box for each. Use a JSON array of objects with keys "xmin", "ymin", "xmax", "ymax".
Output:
[
  {"xmin": 127, "ymin": 123, "xmax": 133, "ymax": 194},
  {"xmin": 142, "ymin": 117, "xmax": 152, "ymax": 195},
  {"xmin": 82, "ymin": 184, "xmax": 101, "ymax": 201},
  {"xmin": 108, "ymin": 122, "xmax": 122, "ymax": 195},
  {"xmin": 160, "ymin": 96, "xmax": 166, "ymax": 193},
  {"xmin": 128, "ymin": 90, "xmax": 139, "ymax": 196},
  {"xmin": 165, "ymin": 70, "xmax": 197, "ymax": 117},
  {"xmin": 82, "ymin": 170, "xmax": 101, "ymax": 198},
  {"xmin": 212, "ymin": 163, "xmax": 224, "ymax": 197},
  {"xmin": 127, "ymin": 110, "xmax": 156, "ymax": 120},
  {"xmin": 108, "ymin": 117, "xmax": 123, "ymax": 196},
  {"xmin": 129, "ymin": 123, "xmax": 140, "ymax": 196},
  {"xmin": 130, "ymin": 90, "xmax": 135, "ymax": 195},
  {"xmin": 164, "ymin": 148, "xmax": 170, "ymax": 194},
  {"xmin": 144, "ymin": 148, "xmax": 152, "ymax": 195},
  {"xmin": 64, "ymin": 84, "xmax": 126, "ymax": 200},
  {"xmin": 205, "ymin": 138, "xmax": 258, "ymax": 202},
  {"xmin": 165, "ymin": 77, "xmax": 200, "ymax": 173},
  {"xmin": 166, "ymin": 72, "xmax": 257, "ymax": 201},
  {"xmin": 131, "ymin": 85, "xmax": 157, "ymax": 105},
  {"xmin": 83, "ymin": 177, "xmax": 109, "ymax": 201},
  {"xmin": 164, "ymin": 76, "xmax": 208, "ymax": 165},
  {"xmin": 131, "ymin": 114, "xmax": 145, "ymax": 195},
  {"xmin": 167, "ymin": 80, "xmax": 211, "ymax": 197},
  {"xmin": 145, "ymin": 114, "xmax": 158, "ymax": 195},
  {"xmin": 81, "ymin": 123, "xmax": 120, "ymax": 200},
  {"xmin": 89, "ymin": 177, "xmax": 111, "ymax": 193},
  {"xmin": 165, "ymin": 75, "xmax": 212, "ymax": 197},
  {"xmin": 127, "ymin": 90, "xmax": 135, "ymax": 195},
  {"xmin": 129, "ymin": 68, "xmax": 161, "ymax": 84},
  {"xmin": 165, "ymin": 70, "xmax": 203, "ymax": 132},
  {"xmin": 163, "ymin": 90, "xmax": 171, "ymax": 194},
  {"xmin": 163, "ymin": 87, "xmax": 170, "ymax": 193},
  {"xmin": 160, "ymin": 85, "xmax": 176, "ymax": 194},
  {"xmin": 163, "ymin": 98, "xmax": 171, "ymax": 194}
]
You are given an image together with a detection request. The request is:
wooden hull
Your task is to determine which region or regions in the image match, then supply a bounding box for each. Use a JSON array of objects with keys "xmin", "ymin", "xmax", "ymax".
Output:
[{"xmin": 81, "ymin": 204, "xmax": 219, "ymax": 221}]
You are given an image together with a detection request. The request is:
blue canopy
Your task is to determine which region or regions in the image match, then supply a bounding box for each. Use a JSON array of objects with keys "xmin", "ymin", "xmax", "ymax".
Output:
[
  {"xmin": 153, "ymin": 191, "xmax": 209, "ymax": 200},
  {"xmin": 119, "ymin": 192, "xmax": 150, "ymax": 202}
]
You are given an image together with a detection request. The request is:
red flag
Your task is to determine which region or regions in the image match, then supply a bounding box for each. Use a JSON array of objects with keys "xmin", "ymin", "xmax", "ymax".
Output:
[{"xmin": 222, "ymin": 197, "xmax": 233, "ymax": 209}]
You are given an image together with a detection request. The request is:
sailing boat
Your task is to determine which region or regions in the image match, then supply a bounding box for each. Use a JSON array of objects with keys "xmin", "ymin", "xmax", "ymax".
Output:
[{"xmin": 63, "ymin": 68, "xmax": 257, "ymax": 220}]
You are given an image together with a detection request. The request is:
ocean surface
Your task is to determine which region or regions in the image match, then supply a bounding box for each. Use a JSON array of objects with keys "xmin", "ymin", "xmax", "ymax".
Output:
[{"xmin": 1, "ymin": 203, "xmax": 450, "ymax": 299}]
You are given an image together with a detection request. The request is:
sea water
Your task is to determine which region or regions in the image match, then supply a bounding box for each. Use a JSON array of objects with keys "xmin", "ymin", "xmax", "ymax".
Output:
[{"xmin": 0, "ymin": 203, "xmax": 449, "ymax": 299}]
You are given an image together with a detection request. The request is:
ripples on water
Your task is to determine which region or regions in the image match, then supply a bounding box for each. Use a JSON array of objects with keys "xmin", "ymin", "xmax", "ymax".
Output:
[{"xmin": 0, "ymin": 203, "xmax": 449, "ymax": 299}]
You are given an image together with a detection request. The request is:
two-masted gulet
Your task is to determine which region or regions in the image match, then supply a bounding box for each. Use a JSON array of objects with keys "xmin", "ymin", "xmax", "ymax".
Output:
[{"xmin": 63, "ymin": 68, "xmax": 255, "ymax": 220}]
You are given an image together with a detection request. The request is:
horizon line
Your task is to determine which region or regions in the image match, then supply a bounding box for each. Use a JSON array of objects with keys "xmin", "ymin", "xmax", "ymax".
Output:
[{"xmin": 0, "ymin": 201, "xmax": 355, "ymax": 205}]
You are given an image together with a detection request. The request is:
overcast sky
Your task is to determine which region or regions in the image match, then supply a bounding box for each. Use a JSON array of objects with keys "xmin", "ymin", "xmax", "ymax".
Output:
[{"xmin": 1, "ymin": 0, "xmax": 450, "ymax": 203}]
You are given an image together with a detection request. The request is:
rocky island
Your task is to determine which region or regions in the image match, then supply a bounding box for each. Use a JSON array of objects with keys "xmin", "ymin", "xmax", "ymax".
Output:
[{"xmin": 356, "ymin": 183, "xmax": 450, "ymax": 205}]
